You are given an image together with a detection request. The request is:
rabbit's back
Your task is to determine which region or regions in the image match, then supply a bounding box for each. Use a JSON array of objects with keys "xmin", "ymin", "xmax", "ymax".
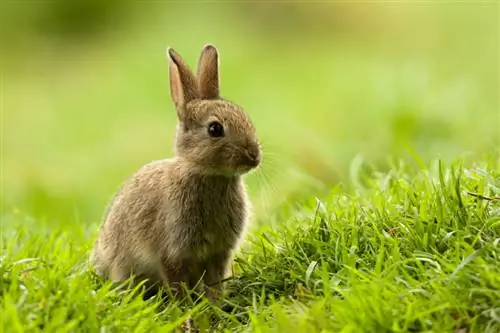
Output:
[{"xmin": 91, "ymin": 159, "xmax": 176, "ymax": 281}]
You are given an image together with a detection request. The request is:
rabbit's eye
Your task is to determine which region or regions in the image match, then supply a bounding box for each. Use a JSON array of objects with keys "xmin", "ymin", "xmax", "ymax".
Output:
[{"xmin": 208, "ymin": 121, "xmax": 224, "ymax": 138}]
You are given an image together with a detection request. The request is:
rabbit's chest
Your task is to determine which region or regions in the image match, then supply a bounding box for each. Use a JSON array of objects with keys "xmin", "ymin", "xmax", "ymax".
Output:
[
  {"xmin": 190, "ymin": 198, "xmax": 244, "ymax": 247},
  {"xmin": 163, "ymin": 175, "xmax": 248, "ymax": 260},
  {"xmin": 179, "ymin": 194, "xmax": 246, "ymax": 255}
]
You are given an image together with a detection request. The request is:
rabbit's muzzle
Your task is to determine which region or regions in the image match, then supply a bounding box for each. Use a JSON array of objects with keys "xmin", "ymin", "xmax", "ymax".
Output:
[{"xmin": 242, "ymin": 144, "xmax": 261, "ymax": 168}]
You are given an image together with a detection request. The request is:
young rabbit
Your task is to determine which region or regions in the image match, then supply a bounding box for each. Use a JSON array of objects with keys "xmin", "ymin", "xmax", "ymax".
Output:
[{"xmin": 90, "ymin": 44, "xmax": 261, "ymax": 301}]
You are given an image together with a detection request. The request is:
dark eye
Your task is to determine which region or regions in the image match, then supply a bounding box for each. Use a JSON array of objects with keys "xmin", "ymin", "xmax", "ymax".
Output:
[{"xmin": 208, "ymin": 121, "xmax": 224, "ymax": 138}]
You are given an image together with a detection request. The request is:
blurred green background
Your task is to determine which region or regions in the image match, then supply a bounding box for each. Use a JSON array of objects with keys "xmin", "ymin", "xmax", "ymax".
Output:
[{"xmin": 1, "ymin": 1, "xmax": 498, "ymax": 227}]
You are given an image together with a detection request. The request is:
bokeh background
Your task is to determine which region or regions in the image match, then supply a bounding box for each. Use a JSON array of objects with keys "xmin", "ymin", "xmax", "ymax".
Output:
[{"xmin": 1, "ymin": 1, "xmax": 498, "ymax": 229}]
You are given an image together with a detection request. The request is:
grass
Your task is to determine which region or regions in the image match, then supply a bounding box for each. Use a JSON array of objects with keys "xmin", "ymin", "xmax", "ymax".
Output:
[
  {"xmin": 2, "ymin": 2, "xmax": 499, "ymax": 332},
  {"xmin": 1, "ymin": 155, "xmax": 499, "ymax": 332}
]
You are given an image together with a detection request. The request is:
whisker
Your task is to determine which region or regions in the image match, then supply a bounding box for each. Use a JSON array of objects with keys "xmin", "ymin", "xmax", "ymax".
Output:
[{"xmin": 256, "ymin": 167, "xmax": 280, "ymax": 210}]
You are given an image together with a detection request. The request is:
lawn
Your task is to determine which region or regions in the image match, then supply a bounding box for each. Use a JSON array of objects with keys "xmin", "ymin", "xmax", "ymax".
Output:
[{"xmin": 1, "ymin": 2, "xmax": 499, "ymax": 332}]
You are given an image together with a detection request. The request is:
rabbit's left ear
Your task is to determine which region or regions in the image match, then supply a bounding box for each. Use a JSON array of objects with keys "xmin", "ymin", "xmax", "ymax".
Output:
[
  {"xmin": 197, "ymin": 44, "xmax": 220, "ymax": 100},
  {"xmin": 167, "ymin": 47, "xmax": 199, "ymax": 110}
]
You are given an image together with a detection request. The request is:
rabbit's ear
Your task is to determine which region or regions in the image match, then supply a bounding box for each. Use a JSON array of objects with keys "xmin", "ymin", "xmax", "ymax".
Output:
[
  {"xmin": 167, "ymin": 47, "xmax": 199, "ymax": 111},
  {"xmin": 197, "ymin": 44, "xmax": 219, "ymax": 100}
]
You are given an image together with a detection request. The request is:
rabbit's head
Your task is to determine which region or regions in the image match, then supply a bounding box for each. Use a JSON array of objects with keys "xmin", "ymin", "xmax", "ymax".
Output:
[{"xmin": 167, "ymin": 45, "xmax": 261, "ymax": 176}]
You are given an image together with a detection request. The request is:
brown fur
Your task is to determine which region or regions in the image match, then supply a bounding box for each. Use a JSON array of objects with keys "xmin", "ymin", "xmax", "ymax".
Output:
[{"xmin": 90, "ymin": 44, "xmax": 261, "ymax": 301}]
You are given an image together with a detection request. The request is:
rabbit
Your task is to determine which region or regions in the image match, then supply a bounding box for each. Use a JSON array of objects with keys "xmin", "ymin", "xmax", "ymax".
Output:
[{"xmin": 90, "ymin": 44, "xmax": 261, "ymax": 302}]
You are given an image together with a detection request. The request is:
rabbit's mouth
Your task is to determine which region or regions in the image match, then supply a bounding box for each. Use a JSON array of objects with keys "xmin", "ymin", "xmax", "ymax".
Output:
[
  {"xmin": 240, "ymin": 146, "xmax": 261, "ymax": 167},
  {"xmin": 240, "ymin": 151, "xmax": 260, "ymax": 167},
  {"xmin": 234, "ymin": 154, "xmax": 261, "ymax": 175},
  {"xmin": 201, "ymin": 150, "xmax": 261, "ymax": 176},
  {"xmin": 233, "ymin": 166, "xmax": 257, "ymax": 176}
]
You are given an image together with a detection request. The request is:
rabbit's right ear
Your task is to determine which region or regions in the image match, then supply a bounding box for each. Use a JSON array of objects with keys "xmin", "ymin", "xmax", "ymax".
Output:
[
  {"xmin": 167, "ymin": 48, "xmax": 199, "ymax": 117},
  {"xmin": 197, "ymin": 44, "xmax": 220, "ymax": 100}
]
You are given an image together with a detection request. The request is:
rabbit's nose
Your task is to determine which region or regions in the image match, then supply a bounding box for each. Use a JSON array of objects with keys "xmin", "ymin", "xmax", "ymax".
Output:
[{"xmin": 245, "ymin": 144, "xmax": 261, "ymax": 167}]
